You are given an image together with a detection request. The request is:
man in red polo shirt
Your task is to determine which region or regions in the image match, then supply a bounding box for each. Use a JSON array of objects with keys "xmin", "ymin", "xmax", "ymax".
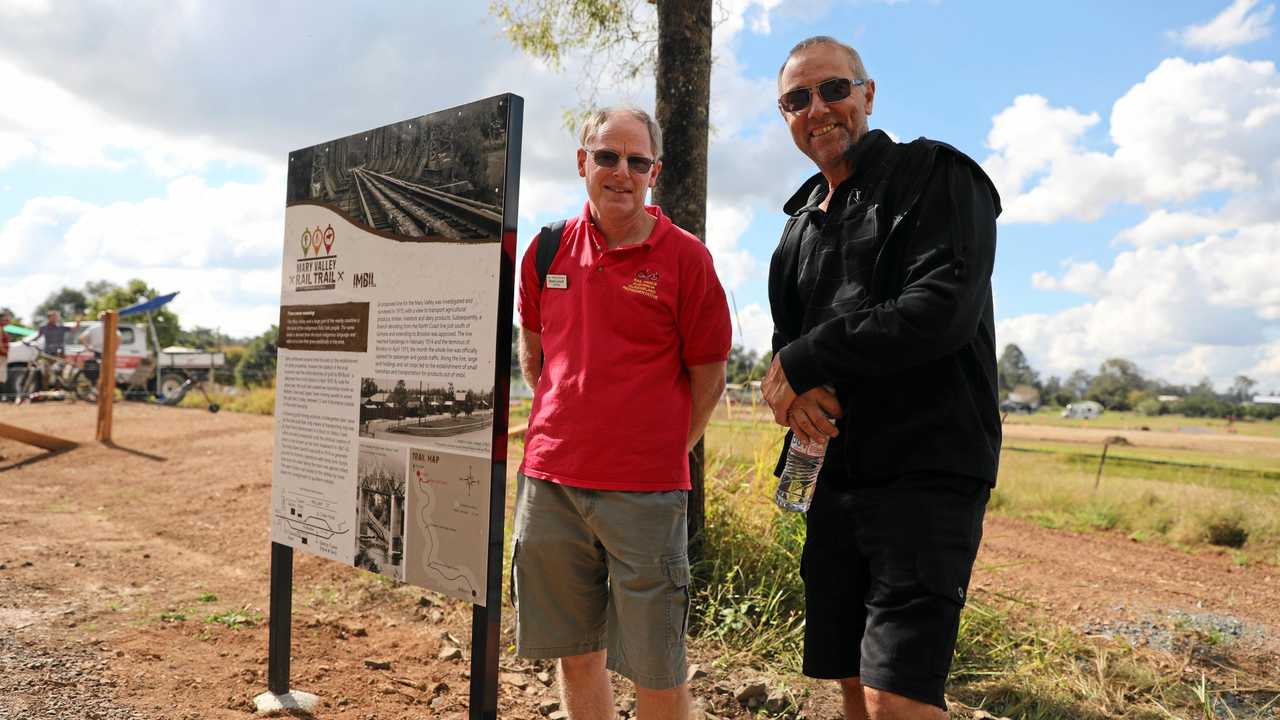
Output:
[{"xmin": 514, "ymin": 106, "xmax": 730, "ymax": 720}]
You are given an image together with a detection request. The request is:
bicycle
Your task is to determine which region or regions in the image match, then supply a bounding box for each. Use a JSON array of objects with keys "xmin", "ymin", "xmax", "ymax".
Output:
[{"xmin": 14, "ymin": 342, "xmax": 97, "ymax": 402}]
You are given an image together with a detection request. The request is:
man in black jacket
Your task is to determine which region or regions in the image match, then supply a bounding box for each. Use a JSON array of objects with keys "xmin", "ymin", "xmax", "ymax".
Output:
[{"xmin": 762, "ymin": 36, "xmax": 1002, "ymax": 719}]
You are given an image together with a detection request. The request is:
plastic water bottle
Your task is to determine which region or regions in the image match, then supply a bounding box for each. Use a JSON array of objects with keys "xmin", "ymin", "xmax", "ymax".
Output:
[{"xmin": 774, "ymin": 434, "xmax": 828, "ymax": 512}]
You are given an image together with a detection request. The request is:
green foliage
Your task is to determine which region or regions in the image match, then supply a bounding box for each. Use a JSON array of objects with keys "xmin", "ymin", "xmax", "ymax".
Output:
[
  {"xmin": 235, "ymin": 326, "xmax": 277, "ymax": 387},
  {"xmin": 173, "ymin": 326, "xmax": 222, "ymax": 350},
  {"xmin": 491, "ymin": 0, "xmax": 651, "ymax": 71},
  {"xmin": 1181, "ymin": 381, "xmax": 1234, "ymax": 418},
  {"xmin": 1228, "ymin": 374, "xmax": 1257, "ymax": 402},
  {"xmin": 725, "ymin": 344, "xmax": 770, "ymax": 385},
  {"xmin": 1241, "ymin": 402, "xmax": 1280, "ymax": 420},
  {"xmin": 32, "ymin": 286, "xmax": 89, "ymax": 321},
  {"xmin": 490, "ymin": 0, "xmax": 655, "ymax": 125},
  {"xmin": 997, "ymin": 343, "xmax": 1039, "ymax": 391},
  {"xmin": 205, "ymin": 607, "xmax": 262, "ymax": 630},
  {"xmin": 1086, "ymin": 357, "xmax": 1148, "ymax": 411},
  {"xmin": 85, "ymin": 279, "xmax": 181, "ymax": 347},
  {"xmin": 1041, "ymin": 375, "xmax": 1073, "ymax": 407},
  {"xmin": 1135, "ymin": 398, "xmax": 1165, "ymax": 417}
]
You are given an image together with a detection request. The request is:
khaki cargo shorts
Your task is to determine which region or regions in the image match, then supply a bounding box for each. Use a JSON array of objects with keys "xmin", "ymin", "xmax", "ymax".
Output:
[{"xmin": 511, "ymin": 472, "xmax": 691, "ymax": 690}]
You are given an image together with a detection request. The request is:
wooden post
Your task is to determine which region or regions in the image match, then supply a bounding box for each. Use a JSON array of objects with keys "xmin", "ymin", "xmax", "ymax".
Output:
[
  {"xmin": 1093, "ymin": 442, "xmax": 1110, "ymax": 492},
  {"xmin": 0, "ymin": 422, "xmax": 77, "ymax": 452},
  {"xmin": 96, "ymin": 310, "xmax": 118, "ymax": 443}
]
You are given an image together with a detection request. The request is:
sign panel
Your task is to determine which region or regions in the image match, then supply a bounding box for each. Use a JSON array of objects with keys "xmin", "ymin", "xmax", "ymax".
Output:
[{"xmin": 270, "ymin": 95, "xmax": 519, "ymax": 606}]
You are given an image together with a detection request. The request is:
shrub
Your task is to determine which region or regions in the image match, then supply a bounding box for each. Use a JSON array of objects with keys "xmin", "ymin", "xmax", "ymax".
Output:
[
  {"xmin": 1203, "ymin": 510, "xmax": 1249, "ymax": 548},
  {"xmin": 1173, "ymin": 506, "xmax": 1249, "ymax": 548},
  {"xmin": 1135, "ymin": 398, "xmax": 1164, "ymax": 416}
]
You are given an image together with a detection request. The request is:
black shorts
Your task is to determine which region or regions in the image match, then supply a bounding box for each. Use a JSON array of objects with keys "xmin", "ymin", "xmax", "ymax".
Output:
[{"xmin": 800, "ymin": 471, "xmax": 989, "ymax": 710}]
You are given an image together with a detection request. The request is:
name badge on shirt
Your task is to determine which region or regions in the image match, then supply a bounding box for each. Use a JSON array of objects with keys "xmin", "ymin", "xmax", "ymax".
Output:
[{"xmin": 546, "ymin": 274, "xmax": 568, "ymax": 289}]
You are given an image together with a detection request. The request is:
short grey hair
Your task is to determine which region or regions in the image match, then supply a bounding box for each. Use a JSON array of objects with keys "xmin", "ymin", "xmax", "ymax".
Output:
[
  {"xmin": 778, "ymin": 36, "xmax": 869, "ymax": 84},
  {"xmin": 579, "ymin": 106, "xmax": 663, "ymax": 159}
]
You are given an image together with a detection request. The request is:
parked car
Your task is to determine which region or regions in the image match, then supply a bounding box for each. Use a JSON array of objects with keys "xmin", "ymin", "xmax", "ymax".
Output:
[
  {"xmin": 1000, "ymin": 398, "xmax": 1037, "ymax": 414},
  {"xmin": 1062, "ymin": 400, "xmax": 1104, "ymax": 419}
]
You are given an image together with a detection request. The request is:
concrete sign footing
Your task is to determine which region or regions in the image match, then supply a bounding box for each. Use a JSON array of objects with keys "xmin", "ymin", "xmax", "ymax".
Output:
[{"xmin": 253, "ymin": 689, "xmax": 319, "ymax": 714}]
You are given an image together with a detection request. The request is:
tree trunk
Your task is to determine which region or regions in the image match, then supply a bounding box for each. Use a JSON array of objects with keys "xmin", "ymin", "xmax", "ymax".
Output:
[{"xmin": 652, "ymin": 0, "xmax": 713, "ymax": 570}]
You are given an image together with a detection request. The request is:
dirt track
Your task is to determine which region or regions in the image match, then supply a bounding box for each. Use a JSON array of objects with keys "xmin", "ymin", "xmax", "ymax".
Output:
[{"xmin": 1, "ymin": 403, "xmax": 1277, "ymax": 718}]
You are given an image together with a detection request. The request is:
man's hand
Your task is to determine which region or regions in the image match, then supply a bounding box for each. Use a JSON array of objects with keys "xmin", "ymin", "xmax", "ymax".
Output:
[
  {"xmin": 788, "ymin": 386, "xmax": 843, "ymax": 445},
  {"xmin": 762, "ymin": 354, "xmax": 798, "ymax": 425}
]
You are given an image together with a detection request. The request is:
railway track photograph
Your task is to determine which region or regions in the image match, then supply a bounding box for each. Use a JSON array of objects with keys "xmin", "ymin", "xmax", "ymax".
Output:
[{"xmin": 285, "ymin": 96, "xmax": 509, "ymax": 242}]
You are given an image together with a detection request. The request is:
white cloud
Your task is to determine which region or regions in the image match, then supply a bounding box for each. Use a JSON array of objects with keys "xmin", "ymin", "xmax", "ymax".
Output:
[
  {"xmin": 1174, "ymin": 0, "xmax": 1275, "ymax": 51},
  {"xmin": 0, "ymin": 174, "xmax": 284, "ymax": 336},
  {"xmin": 734, "ymin": 302, "xmax": 774, "ymax": 354},
  {"xmin": 1029, "ymin": 261, "xmax": 1106, "ymax": 296},
  {"xmin": 0, "ymin": 60, "xmax": 268, "ymax": 175},
  {"xmin": 1002, "ymin": 222, "xmax": 1280, "ymax": 388},
  {"xmin": 1113, "ymin": 208, "xmax": 1232, "ymax": 247},
  {"xmin": 984, "ymin": 57, "xmax": 1280, "ymax": 223},
  {"xmin": 705, "ymin": 203, "xmax": 760, "ymax": 291}
]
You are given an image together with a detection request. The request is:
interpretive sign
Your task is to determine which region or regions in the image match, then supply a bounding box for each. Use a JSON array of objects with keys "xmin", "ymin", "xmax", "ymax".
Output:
[{"xmin": 270, "ymin": 94, "xmax": 521, "ymax": 607}]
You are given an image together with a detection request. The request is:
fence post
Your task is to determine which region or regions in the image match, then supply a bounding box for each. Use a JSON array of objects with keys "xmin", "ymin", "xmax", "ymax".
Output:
[
  {"xmin": 1093, "ymin": 442, "xmax": 1110, "ymax": 492},
  {"xmin": 95, "ymin": 310, "xmax": 118, "ymax": 443}
]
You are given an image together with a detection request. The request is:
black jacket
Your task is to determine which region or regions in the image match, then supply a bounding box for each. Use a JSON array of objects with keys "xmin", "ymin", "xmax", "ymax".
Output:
[{"xmin": 769, "ymin": 130, "xmax": 1002, "ymax": 485}]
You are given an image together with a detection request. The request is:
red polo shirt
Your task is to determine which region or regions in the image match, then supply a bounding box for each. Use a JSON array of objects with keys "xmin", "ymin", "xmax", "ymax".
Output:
[{"xmin": 518, "ymin": 203, "xmax": 731, "ymax": 491}]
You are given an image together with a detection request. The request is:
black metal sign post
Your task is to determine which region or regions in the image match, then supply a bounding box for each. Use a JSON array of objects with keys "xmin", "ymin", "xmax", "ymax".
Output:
[
  {"xmin": 469, "ymin": 92, "xmax": 523, "ymax": 720},
  {"xmin": 257, "ymin": 541, "xmax": 318, "ymax": 712},
  {"xmin": 267, "ymin": 542, "xmax": 292, "ymax": 695}
]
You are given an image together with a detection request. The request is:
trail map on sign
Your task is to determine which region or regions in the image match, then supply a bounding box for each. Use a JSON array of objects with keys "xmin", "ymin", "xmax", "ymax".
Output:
[{"xmin": 405, "ymin": 448, "xmax": 487, "ymax": 603}]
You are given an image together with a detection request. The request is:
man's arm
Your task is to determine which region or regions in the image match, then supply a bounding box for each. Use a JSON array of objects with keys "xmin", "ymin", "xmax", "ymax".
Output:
[
  {"xmin": 686, "ymin": 361, "xmax": 726, "ymax": 453},
  {"xmin": 518, "ymin": 327, "xmax": 542, "ymax": 390},
  {"xmin": 778, "ymin": 154, "xmax": 999, "ymax": 397}
]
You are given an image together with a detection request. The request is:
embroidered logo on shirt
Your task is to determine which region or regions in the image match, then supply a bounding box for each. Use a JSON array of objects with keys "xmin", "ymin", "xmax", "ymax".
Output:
[{"xmin": 622, "ymin": 269, "xmax": 660, "ymax": 299}]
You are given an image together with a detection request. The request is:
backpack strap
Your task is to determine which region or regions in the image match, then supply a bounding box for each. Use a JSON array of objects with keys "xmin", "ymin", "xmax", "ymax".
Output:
[{"xmin": 536, "ymin": 220, "xmax": 567, "ymax": 289}]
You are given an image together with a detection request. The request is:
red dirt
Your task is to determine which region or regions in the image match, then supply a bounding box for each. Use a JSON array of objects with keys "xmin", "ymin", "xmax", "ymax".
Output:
[{"xmin": 1, "ymin": 402, "xmax": 1277, "ymax": 719}]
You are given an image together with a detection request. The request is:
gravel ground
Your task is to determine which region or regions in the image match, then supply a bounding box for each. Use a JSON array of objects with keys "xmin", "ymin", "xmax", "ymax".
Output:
[{"xmin": 0, "ymin": 632, "xmax": 144, "ymax": 720}]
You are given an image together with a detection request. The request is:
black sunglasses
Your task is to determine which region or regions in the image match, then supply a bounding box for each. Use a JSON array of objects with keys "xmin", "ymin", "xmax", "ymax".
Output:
[
  {"xmin": 585, "ymin": 148, "xmax": 656, "ymax": 174},
  {"xmin": 777, "ymin": 77, "xmax": 867, "ymax": 113}
]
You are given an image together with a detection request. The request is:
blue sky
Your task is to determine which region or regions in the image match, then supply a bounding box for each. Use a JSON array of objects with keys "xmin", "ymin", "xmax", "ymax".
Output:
[{"xmin": 1, "ymin": 0, "xmax": 1277, "ymax": 391}]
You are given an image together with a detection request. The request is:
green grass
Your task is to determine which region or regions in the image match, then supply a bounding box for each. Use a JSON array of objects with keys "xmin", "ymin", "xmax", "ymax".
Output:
[
  {"xmin": 177, "ymin": 384, "xmax": 276, "ymax": 415},
  {"xmin": 992, "ymin": 450, "xmax": 1279, "ymax": 559},
  {"xmin": 1003, "ymin": 439, "xmax": 1280, "ymax": 478},
  {"xmin": 1005, "ymin": 409, "xmax": 1280, "ymax": 440},
  {"xmin": 204, "ymin": 606, "xmax": 263, "ymax": 629}
]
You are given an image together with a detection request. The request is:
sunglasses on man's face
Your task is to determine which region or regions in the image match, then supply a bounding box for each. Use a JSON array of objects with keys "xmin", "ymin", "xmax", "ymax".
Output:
[
  {"xmin": 585, "ymin": 148, "xmax": 656, "ymax": 175},
  {"xmin": 777, "ymin": 77, "xmax": 867, "ymax": 114}
]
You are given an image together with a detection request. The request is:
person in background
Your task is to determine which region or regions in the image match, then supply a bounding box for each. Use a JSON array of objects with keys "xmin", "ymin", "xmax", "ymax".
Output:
[
  {"xmin": 32, "ymin": 310, "xmax": 69, "ymax": 357},
  {"xmin": 0, "ymin": 309, "xmax": 11, "ymax": 390}
]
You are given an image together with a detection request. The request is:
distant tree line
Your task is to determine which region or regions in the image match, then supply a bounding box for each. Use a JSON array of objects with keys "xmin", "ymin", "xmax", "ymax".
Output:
[{"xmin": 998, "ymin": 344, "xmax": 1279, "ymax": 420}]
